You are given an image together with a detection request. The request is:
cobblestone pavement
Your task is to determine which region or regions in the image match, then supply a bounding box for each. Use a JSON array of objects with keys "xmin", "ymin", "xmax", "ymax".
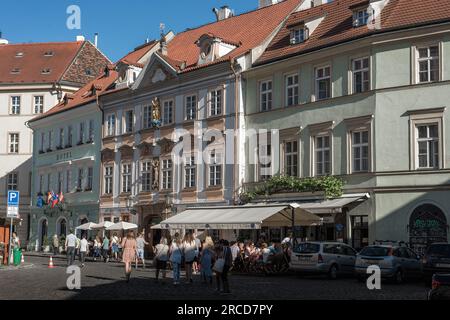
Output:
[{"xmin": 0, "ymin": 256, "xmax": 429, "ymax": 300}]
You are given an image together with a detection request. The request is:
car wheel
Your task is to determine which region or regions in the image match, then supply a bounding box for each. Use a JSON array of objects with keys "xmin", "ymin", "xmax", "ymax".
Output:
[
  {"xmin": 328, "ymin": 264, "xmax": 338, "ymax": 280},
  {"xmin": 394, "ymin": 269, "xmax": 403, "ymax": 284}
]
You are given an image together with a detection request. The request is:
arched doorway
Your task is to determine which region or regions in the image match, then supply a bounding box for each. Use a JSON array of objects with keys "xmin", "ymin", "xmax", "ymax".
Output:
[
  {"xmin": 56, "ymin": 217, "xmax": 67, "ymax": 237},
  {"xmin": 409, "ymin": 204, "xmax": 448, "ymax": 255},
  {"xmin": 38, "ymin": 219, "xmax": 48, "ymax": 251},
  {"xmin": 79, "ymin": 217, "xmax": 88, "ymax": 239}
]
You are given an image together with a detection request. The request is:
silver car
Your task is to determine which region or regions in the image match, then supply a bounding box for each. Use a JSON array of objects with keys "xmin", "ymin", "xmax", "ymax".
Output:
[
  {"xmin": 355, "ymin": 243, "xmax": 423, "ymax": 283},
  {"xmin": 289, "ymin": 242, "xmax": 357, "ymax": 279}
]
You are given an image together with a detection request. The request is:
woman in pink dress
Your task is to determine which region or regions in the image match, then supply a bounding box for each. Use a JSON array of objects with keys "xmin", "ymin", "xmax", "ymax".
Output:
[{"xmin": 122, "ymin": 231, "xmax": 137, "ymax": 282}]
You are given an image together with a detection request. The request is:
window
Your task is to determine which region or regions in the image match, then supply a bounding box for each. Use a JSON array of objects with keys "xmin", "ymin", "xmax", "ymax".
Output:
[
  {"xmin": 7, "ymin": 173, "xmax": 18, "ymax": 191},
  {"xmin": 416, "ymin": 124, "xmax": 439, "ymax": 169},
  {"xmin": 209, "ymin": 89, "xmax": 222, "ymax": 116},
  {"xmin": 58, "ymin": 128, "xmax": 64, "ymax": 149},
  {"xmin": 290, "ymin": 28, "xmax": 307, "ymax": 44},
  {"xmin": 124, "ymin": 110, "xmax": 134, "ymax": 133},
  {"xmin": 353, "ymin": 9, "xmax": 369, "ymax": 27},
  {"xmin": 285, "ymin": 141, "xmax": 298, "ymax": 177},
  {"xmin": 352, "ymin": 131, "xmax": 369, "ymax": 173},
  {"xmin": 209, "ymin": 152, "xmax": 222, "ymax": 186},
  {"xmin": 122, "ymin": 164, "xmax": 132, "ymax": 193},
  {"xmin": 57, "ymin": 172, "xmax": 63, "ymax": 193},
  {"xmin": 106, "ymin": 114, "xmax": 116, "ymax": 136},
  {"xmin": 65, "ymin": 170, "xmax": 71, "ymax": 193},
  {"xmin": 315, "ymin": 66, "xmax": 331, "ymax": 100},
  {"xmin": 47, "ymin": 173, "xmax": 51, "ymax": 192},
  {"xmin": 86, "ymin": 167, "xmax": 93, "ymax": 191},
  {"xmin": 315, "ymin": 135, "xmax": 331, "ymax": 176},
  {"xmin": 161, "ymin": 159, "xmax": 173, "ymax": 190},
  {"xmin": 141, "ymin": 161, "xmax": 152, "ymax": 192},
  {"xmin": 259, "ymin": 144, "xmax": 272, "ymax": 181},
  {"xmin": 11, "ymin": 96, "xmax": 21, "ymax": 114},
  {"xmin": 34, "ymin": 96, "xmax": 44, "ymax": 114},
  {"xmin": 260, "ymin": 80, "xmax": 272, "ymax": 111},
  {"xmin": 184, "ymin": 156, "xmax": 196, "ymax": 188},
  {"xmin": 417, "ymin": 45, "xmax": 440, "ymax": 83},
  {"xmin": 352, "ymin": 57, "xmax": 370, "ymax": 93},
  {"xmin": 163, "ymin": 100, "xmax": 173, "ymax": 125},
  {"xmin": 143, "ymin": 106, "xmax": 152, "ymax": 129},
  {"xmin": 8, "ymin": 133, "xmax": 19, "ymax": 154},
  {"xmin": 185, "ymin": 95, "xmax": 197, "ymax": 120},
  {"xmin": 285, "ymin": 74, "xmax": 299, "ymax": 107},
  {"xmin": 104, "ymin": 166, "xmax": 113, "ymax": 195},
  {"xmin": 77, "ymin": 168, "xmax": 84, "ymax": 191},
  {"xmin": 47, "ymin": 131, "xmax": 52, "ymax": 151},
  {"xmin": 40, "ymin": 133, "xmax": 45, "ymax": 153},
  {"xmin": 67, "ymin": 126, "xmax": 73, "ymax": 147},
  {"xmin": 88, "ymin": 120, "xmax": 94, "ymax": 142},
  {"xmin": 78, "ymin": 122, "xmax": 85, "ymax": 144},
  {"xmin": 39, "ymin": 175, "xmax": 44, "ymax": 194}
]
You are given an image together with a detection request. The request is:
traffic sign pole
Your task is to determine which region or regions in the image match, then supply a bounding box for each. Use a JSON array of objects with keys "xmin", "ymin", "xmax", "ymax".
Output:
[
  {"xmin": 9, "ymin": 218, "xmax": 13, "ymax": 265},
  {"xmin": 7, "ymin": 191, "xmax": 20, "ymax": 265}
]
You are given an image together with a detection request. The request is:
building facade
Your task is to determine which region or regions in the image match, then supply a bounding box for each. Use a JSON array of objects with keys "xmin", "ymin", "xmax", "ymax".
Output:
[
  {"xmin": 242, "ymin": 0, "xmax": 450, "ymax": 253},
  {"xmin": 99, "ymin": 0, "xmax": 301, "ymax": 246},
  {"xmin": 0, "ymin": 37, "xmax": 110, "ymax": 245}
]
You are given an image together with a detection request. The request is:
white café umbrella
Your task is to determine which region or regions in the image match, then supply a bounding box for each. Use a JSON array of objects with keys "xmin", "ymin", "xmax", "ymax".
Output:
[
  {"xmin": 76, "ymin": 222, "xmax": 100, "ymax": 231},
  {"xmin": 106, "ymin": 221, "xmax": 138, "ymax": 231},
  {"xmin": 92, "ymin": 221, "xmax": 114, "ymax": 230}
]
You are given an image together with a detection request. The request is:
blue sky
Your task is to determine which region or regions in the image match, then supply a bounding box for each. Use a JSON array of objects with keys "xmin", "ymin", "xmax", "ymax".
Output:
[{"xmin": 0, "ymin": 0, "xmax": 257, "ymax": 62}]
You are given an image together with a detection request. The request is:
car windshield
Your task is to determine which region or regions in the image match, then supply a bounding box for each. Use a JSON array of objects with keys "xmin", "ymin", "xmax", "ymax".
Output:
[
  {"xmin": 427, "ymin": 244, "xmax": 450, "ymax": 257},
  {"xmin": 360, "ymin": 246, "xmax": 390, "ymax": 257},
  {"xmin": 293, "ymin": 243, "xmax": 320, "ymax": 254}
]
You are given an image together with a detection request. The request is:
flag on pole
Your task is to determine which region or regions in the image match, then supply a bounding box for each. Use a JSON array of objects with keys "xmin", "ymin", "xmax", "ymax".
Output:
[{"xmin": 51, "ymin": 192, "xmax": 59, "ymax": 209}]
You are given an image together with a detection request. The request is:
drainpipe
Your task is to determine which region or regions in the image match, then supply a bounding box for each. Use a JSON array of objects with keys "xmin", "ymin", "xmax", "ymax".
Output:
[{"xmin": 230, "ymin": 59, "xmax": 241, "ymax": 205}]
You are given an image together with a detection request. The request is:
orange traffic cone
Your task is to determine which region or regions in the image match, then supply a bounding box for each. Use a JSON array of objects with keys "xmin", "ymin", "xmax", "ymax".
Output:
[
  {"xmin": 48, "ymin": 256, "xmax": 55, "ymax": 268},
  {"xmin": 21, "ymin": 253, "xmax": 24, "ymax": 264}
]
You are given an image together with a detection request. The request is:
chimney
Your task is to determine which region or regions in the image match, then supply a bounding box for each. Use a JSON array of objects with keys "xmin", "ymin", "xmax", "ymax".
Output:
[
  {"xmin": 94, "ymin": 33, "xmax": 99, "ymax": 48},
  {"xmin": 258, "ymin": 0, "xmax": 280, "ymax": 9},
  {"xmin": 159, "ymin": 35, "xmax": 168, "ymax": 56},
  {"xmin": 76, "ymin": 35, "xmax": 85, "ymax": 42},
  {"xmin": 213, "ymin": 6, "xmax": 234, "ymax": 21},
  {"xmin": 0, "ymin": 31, "xmax": 9, "ymax": 45}
]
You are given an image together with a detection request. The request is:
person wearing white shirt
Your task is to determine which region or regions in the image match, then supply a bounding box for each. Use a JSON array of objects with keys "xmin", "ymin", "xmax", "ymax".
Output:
[
  {"xmin": 65, "ymin": 230, "xmax": 77, "ymax": 266},
  {"xmin": 79, "ymin": 236, "xmax": 89, "ymax": 268}
]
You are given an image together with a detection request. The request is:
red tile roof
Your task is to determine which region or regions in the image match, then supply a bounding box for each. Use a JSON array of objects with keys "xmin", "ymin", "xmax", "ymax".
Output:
[
  {"xmin": 256, "ymin": 0, "xmax": 450, "ymax": 65},
  {"xmin": 0, "ymin": 41, "xmax": 84, "ymax": 84},
  {"xmin": 29, "ymin": 42, "xmax": 158, "ymax": 122},
  {"xmin": 161, "ymin": 0, "xmax": 301, "ymax": 72}
]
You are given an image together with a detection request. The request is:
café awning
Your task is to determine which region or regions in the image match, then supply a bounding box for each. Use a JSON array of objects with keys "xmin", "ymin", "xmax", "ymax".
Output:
[
  {"xmin": 293, "ymin": 194, "xmax": 369, "ymax": 214},
  {"xmin": 159, "ymin": 204, "xmax": 323, "ymax": 230}
]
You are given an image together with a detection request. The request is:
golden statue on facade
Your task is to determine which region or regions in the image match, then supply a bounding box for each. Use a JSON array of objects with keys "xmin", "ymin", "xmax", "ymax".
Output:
[{"xmin": 151, "ymin": 97, "xmax": 162, "ymax": 127}]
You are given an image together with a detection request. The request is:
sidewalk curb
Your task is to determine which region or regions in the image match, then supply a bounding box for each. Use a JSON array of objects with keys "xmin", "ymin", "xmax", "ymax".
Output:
[{"xmin": 0, "ymin": 263, "xmax": 34, "ymax": 271}]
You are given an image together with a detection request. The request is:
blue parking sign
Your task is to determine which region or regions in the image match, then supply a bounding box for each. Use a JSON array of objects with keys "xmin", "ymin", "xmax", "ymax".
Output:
[{"xmin": 7, "ymin": 190, "xmax": 20, "ymax": 206}]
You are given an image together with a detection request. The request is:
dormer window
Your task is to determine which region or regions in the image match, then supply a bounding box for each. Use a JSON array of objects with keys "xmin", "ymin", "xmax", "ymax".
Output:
[
  {"xmin": 15, "ymin": 52, "xmax": 24, "ymax": 58},
  {"xmin": 11, "ymin": 68, "xmax": 20, "ymax": 74},
  {"xmin": 41, "ymin": 68, "xmax": 51, "ymax": 75},
  {"xmin": 196, "ymin": 33, "xmax": 237, "ymax": 65},
  {"xmin": 290, "ymin": 27, "xmax": 308, "ymax": 45},
  {"xmin": 44, "ymin": 51, "xmax": 54, "ymax": 57},
  {"xmin": 353, "ymin": 8, "xmax": 369, "ymax": 27}
]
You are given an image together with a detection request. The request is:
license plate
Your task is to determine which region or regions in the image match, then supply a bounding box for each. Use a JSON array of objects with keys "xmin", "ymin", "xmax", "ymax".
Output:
[{"xmin": 436, "ymin": 263, "xmax": 450, "ymax": 268}]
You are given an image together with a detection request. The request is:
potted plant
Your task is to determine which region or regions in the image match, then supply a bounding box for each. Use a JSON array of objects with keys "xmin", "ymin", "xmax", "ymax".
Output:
[{"xmin": 42, "ymin": 237, "xmax": 50, "ymax": 252}]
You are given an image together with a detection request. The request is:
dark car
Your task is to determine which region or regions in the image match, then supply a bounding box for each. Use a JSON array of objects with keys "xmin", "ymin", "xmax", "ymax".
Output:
[
  {"xmin": 428, "ymin": 274, "xmax": 450, "ymax": 300},
  {"xmin": 423, "ymin": 243, "xmax": 450, "ymax": 282}
]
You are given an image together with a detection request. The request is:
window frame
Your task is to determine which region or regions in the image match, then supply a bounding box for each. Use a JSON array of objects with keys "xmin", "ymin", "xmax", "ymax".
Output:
[
  {"xmin": 161, "ymin": 158, "xmax": 173, "ymax": 190},
  {"xmin": 351, "ymin": 56, "xmax": 371, "ymax": 94},
  {"xmin": 412, "ymin": 42, "xmax": 443, "ymax": 85},
  {"xmin": 283, "ymin": 140, "xmax": 299, "ymax": 177},
  {"xmin": 142, "ymin": 105, "xmax": 152, "ymax": 129},
  {"xmin": 208, "ymin": 152, "xmax": 223, "ymax": 187},
  {"xmin": 33, "ymin": 95, "xmax": 44, "ymax": 114},
  {"xmin": 184, "ymin": 155, "xmax": 197, "ymax": 189},
  {"xmin": 209, "ymin": 88, "xmax": 223, "ymax": 117},
  {"xmin": 141, "ymin": 160, "xmax": 152, "ymax": 192},
  {"xmin": 121, "ymin": 163, "xmax": 132, "ymax": 194},
  {"xmin": 259, "ymin": 79, "xmax": 273, "ymax": 112},
  {"xmin": 8, "ymin": 132, "xmax": 19, "ymax": 154},
  {"xmin": 344, "ymin": 115, "xmax": 373, "ymax": 174},
  {"xmin": 314, "ymin": 64, "xmax": 332, "ymax": 101},
  {"xmin": 105, "ymin": 113, "xmax": 116, "ymax": 137},
  {"xmin": 162, "ymin": 99, "xmax": 174, "ymax": 125},
  {"xmin": 285, "ymin": 73, "xmax": 299, "ymax": 107},
  {"xmin": 123, "ymin": 109, "xmax": 134, "ymax": 134},
  {"xmin": 10, "ymin": 95, "xmax": 21, "ymax": 115},
  {"xmin": 7, "ymin": 172, "xmax": 19, "ymax": 191},
  {"xmin": 104, "ymin": 165, "xmax": 114, "ymax": 195},
  {"xmin": 184, "ymin": 94, "xmax": 198, "ymax": 121}
]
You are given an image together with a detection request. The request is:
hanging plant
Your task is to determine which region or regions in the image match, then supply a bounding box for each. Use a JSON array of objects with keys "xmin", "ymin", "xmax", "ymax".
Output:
[{"xmin": 239, "ymin": 175, "xmax": 344, "ymax": 204}]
